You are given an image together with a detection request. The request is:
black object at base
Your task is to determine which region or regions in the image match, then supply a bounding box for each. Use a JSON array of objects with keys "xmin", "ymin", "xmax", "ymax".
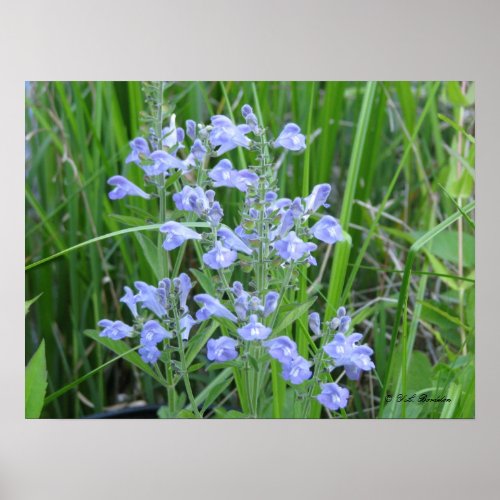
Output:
[{"xmin": 85, "ymin": 404, "xmax": 161, "ymax": 419}]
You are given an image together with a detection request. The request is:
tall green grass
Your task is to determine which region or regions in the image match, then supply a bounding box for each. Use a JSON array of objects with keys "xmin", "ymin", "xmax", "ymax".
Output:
[{"xmin": 25, "ymin": 81, "xmax": 475, "ymax": 418}]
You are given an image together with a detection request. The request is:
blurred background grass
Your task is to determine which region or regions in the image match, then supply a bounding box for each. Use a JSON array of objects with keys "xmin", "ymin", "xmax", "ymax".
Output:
[{"xmin": 25, "ymin": 81, "xmax": 475, "ymax": 418}]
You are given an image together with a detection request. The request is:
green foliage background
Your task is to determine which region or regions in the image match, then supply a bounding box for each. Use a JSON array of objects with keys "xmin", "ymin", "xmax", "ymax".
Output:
[{"xmin": 25, "ymin": 81, "xmax": 475, "ymax": 418}]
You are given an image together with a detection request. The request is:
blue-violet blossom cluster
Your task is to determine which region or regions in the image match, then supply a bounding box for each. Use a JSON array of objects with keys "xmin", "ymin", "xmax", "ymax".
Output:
[{"xmin": 98, "ymin": 95, "xmax": 375, "ymax": 417}]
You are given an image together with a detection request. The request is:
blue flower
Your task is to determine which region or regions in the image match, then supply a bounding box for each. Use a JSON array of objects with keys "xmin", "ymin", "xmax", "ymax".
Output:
[
  {"xmin": 306, "ymin": 255, "xmax": 318, "ymax": 266},
  {"xmin": 160, "ymin": 221, "xmax": 202, "ymax": 251},
  {"xmin": 161, "ymin": 115, "xmax": 179, "ymax": 149},
  {"xmin": 345, "ymin": 346, "xmax": 375, "ymax": 380},
  {"xmin": 311, "ymin": 215, "xmax": 344, "ymax": 244},
  {"xmin": 120, "ymin": 286, "xmax": 139, "ymax": 317},
  {"xmin": 329, "ymin": 306, "xmax": 351, "ymax": 333},
  {"xmin": 98, "ymin": 319, "xmax": 133, "ymax": 340},
  {"xmin": 141, "ymin": 320, "xmax": 171, "ymax": 346},
  {"xmin": 194, "ymin": 294, "xmax": 237, "ymax": 322},
  {"xmin": 174, "ymin": 273, "xmax": 192, "ymax": 313},
  {"xmin": 278, "ymin": 209, "xmax": 295, "ymax": 237},
  {"xmin": 207, "ymin": 201, "xmax": 224, "ymax": 226},
  {"xmin": 245, "ymin": 112, "xmax": 259, "ymax": 133},
  {"xmin": 203, "ymin": 241, "xmax": 237, "ymax": 270},
  {"xmin": 217, "ymin": 227, "xmax": 253, "ymax": 255},
  {"xmin": 172, "ymin": 186, "xmax": 204, "ymax": 213},
  {"xmin": 209, "ymin": 115, "xmax": 251, "ymax": 156},
  {"xmin": 263, "ymin": 291, "xmax": 279, "ymax": 317},
  {"xmin": 237, "ymin": 314, "xmax": 272, "ymax": 341},
  {"xmin": 159, "ymin": 278, "xmax": 171, "ymax": 295},
  {"xmin": 316, "ymin": 383, "xmax": 350, "ymax": 411},
  {"xmin": 208, "ymin": 159, "xmax": 258, "ymax": 192},
  {"xmin": 207, "ymin": 336, "xmax": 238, "ymax": 362},
  {"xmin": 308, "ymin": 312, "xmax": 321, "ymax": 335},
  {"xmin": 339, "ymin": 316, "xmax": 351, "ymax": 333},
  {"xmin": 186, "ymin": 119, "xmax": 196, "ymax": 140},
  {"xmin": 270, "ymin": 197, "xmax": 292, "ymax": 215},
  {"xmin": 179, "ymin": 314, "xmax": 197, "ymax": 341},
  {"xmin": 172, "ymin": 186, "xmax": 210, "ymax": 215},
  {"xmin": 241, "ymin": 105, "xmax": 259, "ymax": 132},
  {"xmin": 107, "ymin": 175, "xmax": 150, "ymax": 200},
  {"xmin": 232, "ymin": 281, "xmax": 248, "ymax": 298},
  {"xmin": 304, "ymin": 184, "xmax": 331, "ymax": 213},
  {"xmin": 176, "ymin": 127, "xmax": 185, "ymax": 144},
  {"xmin": 323, "ymin": 332, "xmax": 361, "ymax": 365},
  {"xmin": 172, "ymin": 186, "xmax": 193, "ymax": 211},
  {"xmin": 191, "ymin": 139, "xmax": 207, "ymax": 162},
  {"xmin": 263, "ymin": 336, "xmax": 298, "ymax": 364},
  {"xmin": 233, "ymin": 170, "xmax": 259, "ymax": 192},
  {"xmin": 241, "ymin": 104, "xmax": 253, "ymax": 118},
  {"xmin": 235, "ymin": 224, "xmax": 259, "ymax": 243},
  {"xmin": 273, "ymin": 231, "xmax": 317, "ymax": 261},
  {"xmin": 265, "ymin": 191, "xmax": 278, "ymax": 203},
  {"xmin": 139, "ymin": 344, "xmax": 162, "ymax": 364},
  {"xmin": 248, "ymin": 296, "xmax": 264, "ymax": 313},
  {"xmin": 290, "ymin": 197, "xmax": 304, "ymax": 218},
  {"xmin": 205, "ymin": 189, "xmax": 216, "ymax": 203},
  {"xmin": 249, "ymin": 208, "xmax": 259, "ymax": 219},
  {"xmin": 281, "ymin": 356, "xmax": 312, "ymax": 384},
  {"xmin": 323, "ymin": 332, "xmax": 375, "ymax": 380},
  {"xmin": 234, "ymin": 295, "xmax": 249, "ymax": 320},
  {"xmin": 147, "ymin": 150, "xmax": 186, "ymax": 174},
  {"xmin": 208, "ymin": 159, "xmax": 236, "ymax": 187},
  {"xmin": 134, "ymin": 281, "xmax": 167, "ymax": 317},
  {"xmin": 126, "ymin": 137, "xmax": 150, "ymax": 164},
  {"xmin": 273, "ymin": 123, "xmax": 306, "ymax": 151}
]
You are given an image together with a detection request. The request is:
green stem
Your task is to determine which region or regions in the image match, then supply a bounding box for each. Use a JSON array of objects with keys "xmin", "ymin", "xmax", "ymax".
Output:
[
  {"xmin": 268, "ymin": 263, "xmax": 295, "ymax": 331},
  {"xmin": 249, "ymin": 133, "xmax": 272, "ymax": 417},
  {"xmin": 178, "ymin": 338, "xmax": 202, "ymax": 418},
  {"xmin": 172, "ymin": 301, "xmax": 202, "ymax": 418},
  {"xmin": 243, "ymin": 344, "xmax": 256, "ymax": 417},
  {"xmin": 152, "ymin": 83, "xmax": 175, "ymax": 407},
  {"xmin": 163, "ymin": 340, "xmax": 176, "ymax": 414},
  {"xmin": 302, "ymin": 332, "xmax": 330, "ymax": 418}
]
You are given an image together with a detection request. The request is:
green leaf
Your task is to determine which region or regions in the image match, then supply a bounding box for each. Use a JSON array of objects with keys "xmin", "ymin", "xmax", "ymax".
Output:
[
  {"xmin": 413, "ymin": 229, "xmax": 475, "ymax": 268},
  {"xmin": 201, "ymin": 379, "xmax": 232, "ymax": 414},
  {"xmin": 188, "ymin": 362, "xmax": 205, "ymax": 373},
  {"xmin": 437, "ymin": 113, "xmax": 475, "ymax": 144},
  {"xmin": 25, "ymin": 221, "xmax": 210, "ymax": 271},
  {"xmin": 164, "ymin": 169, "xmax": 184, "ymax": 189},
  {"xmin": 440, "ymin": 383, "xmax": 461, "ymax": 418},
  {"xmin": 418, "ymin": 300, "xmax": 471, "ymax": 332},
  {"xmin": 157, "ymin": 406, "xmax": 172, "ymax": 418},
  {"xmin": 465, "ymin": 288, "xmax": 475, "ymax": 329},
  {"xmin": 135, "ymin": 232, "xmax": 162, "ymax": 280},
  {"xmin": 189, "ymin": 268, "xmax": 217, "ymax": 295},
  {"xmin": 25, "ymin": 340, "xmax": 48, "ymax": 418},
  {"xmin": 25, "ymin": 293, "xmax": 43, "ymax": 316},
  {"xmin": 449, "ymin": 169, "xmax": 474, "ymax": 199},
  {"xmin": 438, "ymin": 183, "xmax": 475, "ymax": 229},
  {"xmin": 444, "ymin": 82, "xmax": 470, "ymax": 107},
  {"xmin": 406, "ymin": 351, "xmax": 433, "ymax": 393},
  {"xmin": 176, "ymin": 409, "xmax": 197, "ymax": 418},
  {"xmin": 222, "ymin": 410, "xmax": 247, "ymax": 419},
  {"xmin": 273, "ymin": 298, "xmax": 317, "ymax": 336},
  {"xmin": 207, "ymin": 359, "xmax": 242, "ymax": 371},
  {"xmin": 248, "ymin": 355, "xmax": 259, "ymax": 372},
  {"xmin": 108, "ymin": 213, "xmax": 146, "ymax": 227}
]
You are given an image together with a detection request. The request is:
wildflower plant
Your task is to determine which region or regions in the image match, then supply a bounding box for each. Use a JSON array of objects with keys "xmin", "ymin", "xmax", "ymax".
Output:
[{"xmin": 96, "ymin": 81, "xmax": 376, "ymax": 418}]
